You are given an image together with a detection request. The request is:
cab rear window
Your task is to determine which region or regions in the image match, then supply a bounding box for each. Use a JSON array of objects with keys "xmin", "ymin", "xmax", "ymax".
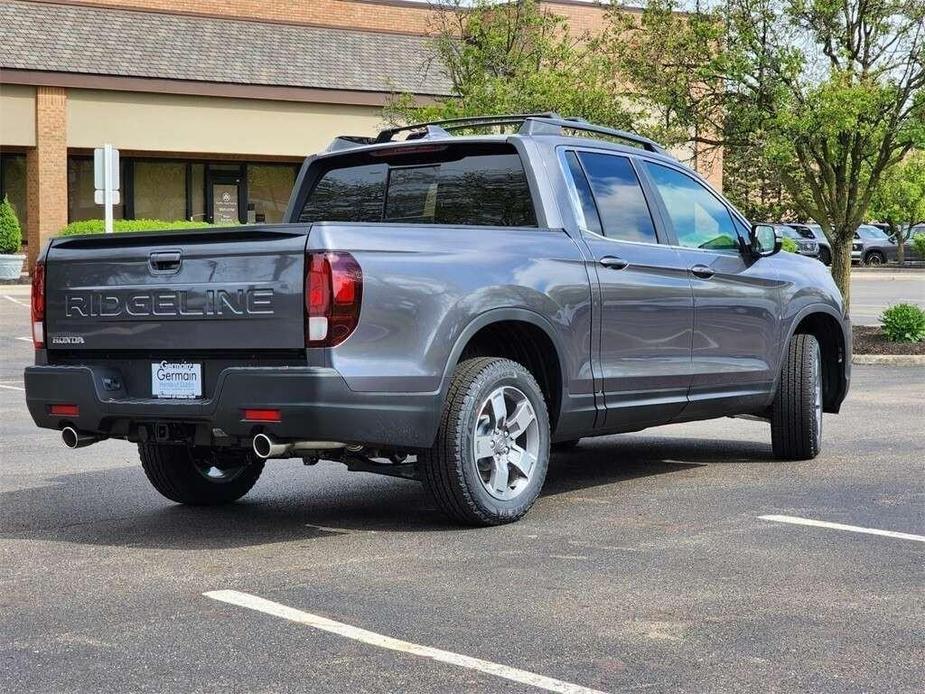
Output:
[{"xmin": 299, "ymin": 144, "xmax": 537, "ymax": 227}]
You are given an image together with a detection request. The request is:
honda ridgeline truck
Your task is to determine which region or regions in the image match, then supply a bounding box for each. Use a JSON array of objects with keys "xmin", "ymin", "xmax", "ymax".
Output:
[{"xmin": 24, "ymin": 114, "xmax": 851, "ymax": 526}]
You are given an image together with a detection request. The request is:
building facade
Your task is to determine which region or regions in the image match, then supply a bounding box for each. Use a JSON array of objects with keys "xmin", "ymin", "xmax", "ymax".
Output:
[{"xmin": 0, "ymin": 0, "xmax": 721, "ymax": 270}]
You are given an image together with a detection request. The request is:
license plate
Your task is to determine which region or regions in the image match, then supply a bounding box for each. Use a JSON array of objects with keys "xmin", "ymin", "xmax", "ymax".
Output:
[{"xmin": 152, "ymin": 361, "xmax": 202, "ymax": 399}]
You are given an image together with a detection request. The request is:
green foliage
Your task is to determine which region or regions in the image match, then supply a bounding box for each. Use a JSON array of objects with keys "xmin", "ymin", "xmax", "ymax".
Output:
[
  {"xmin": 880, "ymin": 303, "xmax": 925, "ymax": 343},
  {"xmin": 384, "ymin": 0, "xmax": 633, "ymax": 131},
  {"xmin": 912, "ymin": 233, "xmax": 925, "ymax": 259},
  {"xmin": 780, "ymin": 236, "xmax": 799, "ymax": 253},
  {"xmin": 58, "ymin": 219, "xmax": 214, "ymax": 237},
  {"xmin": 0, "ymin": 195, "xmax": 23, "ymax": 254},
  {"xmin": 870, "ymin": 152, "xmax": 925, "ymax": 261}
]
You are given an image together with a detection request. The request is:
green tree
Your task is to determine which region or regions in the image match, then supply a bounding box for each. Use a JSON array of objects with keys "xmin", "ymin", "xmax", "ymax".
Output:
[
  {"xmin": 607, "ymin": 0, "xmax": 925, "ymax": 309},
  {"xmin": 869, "ymin": 152, "xmax": 925, "ymax": 263},
  {"xmin": 0, "ymin": 195, "xmax": 23, "ymax": 255},
  {"xmin": 385, "ymin": 0, "xmax": 633, "ymax": 130}
]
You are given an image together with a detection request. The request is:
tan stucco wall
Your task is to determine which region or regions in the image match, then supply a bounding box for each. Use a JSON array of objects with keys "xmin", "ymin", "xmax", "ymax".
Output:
[
  {"xmin": 67, "ymin": 90, "xmax": 386, "ymax": 156},
  {"xmin": 0, "ymin": 84, "xmax": 37, "ymax": 147}
]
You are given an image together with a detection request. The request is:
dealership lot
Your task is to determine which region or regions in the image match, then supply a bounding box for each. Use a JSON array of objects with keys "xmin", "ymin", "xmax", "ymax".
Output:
[{"xmin": 1, "ymin": 280, "xmax": 922, "ymax": 693}]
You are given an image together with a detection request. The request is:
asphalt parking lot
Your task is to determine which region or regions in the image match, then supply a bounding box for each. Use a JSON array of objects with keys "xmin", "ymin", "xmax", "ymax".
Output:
[{"xmin": 1, "ymin": 279, "xmax": 923, "ymax": 693}]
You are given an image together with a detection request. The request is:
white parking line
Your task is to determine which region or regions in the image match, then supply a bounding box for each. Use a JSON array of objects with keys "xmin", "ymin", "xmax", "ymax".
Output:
[
  {"xmin": 204, "ymin": 590, "xmax": 607, "ymax": 694},
  {"xmin": 759, "ymin": 515, "xmax": 925, "ymax": 543},
  {"xmin": 1, "ymin": 295, "xmax": 29, "ymax": 307},
  {"xmin": 15, "ymin": 337, "xmax": 31, "ymax": 342},
  {"xmin": 0, "ymin": 384, "xmax": 25, "ymax": 392}
]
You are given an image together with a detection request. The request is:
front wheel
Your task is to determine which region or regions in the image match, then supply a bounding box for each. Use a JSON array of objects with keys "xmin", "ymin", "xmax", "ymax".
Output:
[
  {"xmin": 864, "ymin": 250, "xmax": 885, "ymax": 266},
  {"xmin": 140, "ymin": 444, "xmax": 264, "ymax": 505},
  {"xmin": 420, "ymin": 357, "xmax": 550, "ymax": 526},
  {"xmin": 770, "ymin": 334, "xmax": 823, "ymax": 460}
]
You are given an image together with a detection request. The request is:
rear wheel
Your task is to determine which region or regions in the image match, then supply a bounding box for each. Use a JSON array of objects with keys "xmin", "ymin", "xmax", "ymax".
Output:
[
  {"xmin": 770, "ymin": 334, "xmax": 823, "ymax": 460},
  {"xmin": 864, "ymin": 250, "xmax": 885, "ymax": 266},
  {"xmin": 420, "ymin": 357, "xmax": 550, "ymax": 526},
  {"xmin": 139, "ymin": 444, "xmax": 264, "ymax": 505}
]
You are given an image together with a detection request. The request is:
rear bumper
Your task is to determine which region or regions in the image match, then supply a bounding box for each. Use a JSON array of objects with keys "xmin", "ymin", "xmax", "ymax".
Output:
[{"xmin": 24, "ymin": 365, "xmax": 440, "ymax": 449}]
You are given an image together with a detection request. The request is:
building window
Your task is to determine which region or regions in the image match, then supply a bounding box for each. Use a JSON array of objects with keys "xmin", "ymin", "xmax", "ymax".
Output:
[
  {"xmin": 133, "ymin": 161, "xmax": 186, "ymax": 221},
  {"xmin": 0, "ymin": 155, "xmax": 27, "ymax": 230},
  {"xmin": 247, "ymin": 164, "xmax": 296, "ymax": 223},
  {"xmin": 68, "ymin": 158, "xmax": 125, "ymax": 222}
]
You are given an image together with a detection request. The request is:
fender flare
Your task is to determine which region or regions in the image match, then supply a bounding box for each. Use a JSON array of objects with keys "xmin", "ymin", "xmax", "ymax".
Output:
[{"xmin": 437, "ymin": 306, "xmax": 569, "ymax": 411}]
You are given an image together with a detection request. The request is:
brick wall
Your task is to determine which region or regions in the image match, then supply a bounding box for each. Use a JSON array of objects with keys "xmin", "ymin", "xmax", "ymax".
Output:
[{"xmin": 26, "ymin": 87, "xmax": 68, "ymax": 269}]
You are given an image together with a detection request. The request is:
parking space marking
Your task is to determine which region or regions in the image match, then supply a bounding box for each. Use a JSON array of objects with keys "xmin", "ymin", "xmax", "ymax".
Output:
[
  {"xmin": 0, "ymin": 383, "xmax": 25, "ymax": 392},
  {"xmin": 759, "ymin": 514, "xmax": 925, "ymax": 543},
  {"xmin": 15, "ymin": 337, "xmax": 31, "ymax": 342},
  {"xmin": 204, "ymin": 590, "xmax": 608, "ymax": 694},
  {"xmin": 1, "ymin": 295, "xmax": 29, "ymax": 307}
]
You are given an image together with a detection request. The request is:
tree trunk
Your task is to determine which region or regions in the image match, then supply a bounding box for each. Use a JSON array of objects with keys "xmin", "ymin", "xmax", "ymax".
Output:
[
  {"xmin": 830, "ymin": 238, "xmax": 853, "ymax": 310},
  {"xmin": 897, "ymin": 239, "xmax": 905, "ymax": 264}
]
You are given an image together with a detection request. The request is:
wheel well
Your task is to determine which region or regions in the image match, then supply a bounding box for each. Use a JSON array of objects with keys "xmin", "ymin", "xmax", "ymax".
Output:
[
  {"xmin": 458, "ymin": 321, "xmax": 562, "ymax": 430},
  {"xmin": 793, "ymin": 312, "xmax": 846, "ymax": 413}
]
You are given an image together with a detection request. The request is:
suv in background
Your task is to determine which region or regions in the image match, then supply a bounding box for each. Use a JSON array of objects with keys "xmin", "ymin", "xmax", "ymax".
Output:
[
  {"xmin": 774, "ymin": 224, "xmax": 820, "ymax": 260},
  {"xmin": 853, "ymin": 224, "xmax": 899, "ymax": 265},
  {"xmin": 788, "ymin": 223, "xmax": 831, "ymax": 265}
]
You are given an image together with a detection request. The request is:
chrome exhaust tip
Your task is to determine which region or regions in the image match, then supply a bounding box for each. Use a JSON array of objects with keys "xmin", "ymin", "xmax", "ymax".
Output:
[
  {"xmin": 62, "ymin": 426, "xmax": 100, "ymax": 449},
  {"xmin": 252, "ymin": 434, "xmax": 346, "ymax": 459}
]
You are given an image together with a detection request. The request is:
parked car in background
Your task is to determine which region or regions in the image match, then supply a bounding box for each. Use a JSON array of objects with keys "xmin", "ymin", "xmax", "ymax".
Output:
[
  {"xmin": 788, "ymin": 223, "xmax": 831, "ymax": 265},
  {"xmin": 773, "ymin": 224, "xmax": 820, "ymax": 260},
  {"xmin": 853, "ymin": 224, "xmax": 899, "ymax": 265}
]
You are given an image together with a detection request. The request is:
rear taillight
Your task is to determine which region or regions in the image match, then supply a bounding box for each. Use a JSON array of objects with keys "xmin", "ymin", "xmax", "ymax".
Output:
[
  {"xmin": 305, "ymin": 252, "xmax": 362, "ymax": 347},
  {"xmin": 31, "ymin": 261, "xmax": 45, "ymax": 349}
]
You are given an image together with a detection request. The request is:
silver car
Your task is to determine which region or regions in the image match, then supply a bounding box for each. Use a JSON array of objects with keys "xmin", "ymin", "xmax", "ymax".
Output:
[
  {"xmin": 852, "ymin": 224, "xmax": 899, "ymax": 265},
  {"xmin": 774, "ymin": 224, "xmax": 820, "ymax": 259},
  {"xmin": 788, "ymin": 223, "xmax": 831, "ymax": 265}
]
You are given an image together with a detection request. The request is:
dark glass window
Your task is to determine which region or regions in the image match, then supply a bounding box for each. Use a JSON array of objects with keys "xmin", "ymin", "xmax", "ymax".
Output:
[
  {"xmin": 299, "ymin": 149, "xmax": 536, "ymax": 227},
  {"xmin": 645, "ymin": 162, "xmax": 740, "ymax": 251},
  {"xmin": 0, "ymin": 155, "xmax": 27, "ymax": 230},
  {"xmin": 563, "ymin": 151, "xmax": 602, "ymax": 235},
  {"xmin": 576, "ymin": 152, "xmax": 657, "ymax": 243}
]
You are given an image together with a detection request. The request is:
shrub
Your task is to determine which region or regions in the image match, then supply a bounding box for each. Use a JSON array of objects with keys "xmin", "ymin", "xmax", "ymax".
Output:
[
  {"xmin": 880, "ymin": 303, "xmax": 925, "ymax": 342},
  {"xmin": 912, "ymin": 233, "xmax": 925, "ymax": 260},
  {"xmin": 780, "ymin": 236, "xmax": 799, "ymax": 253},
  {"xmin": 58, "ymin": 219, "xmax": 214, "ymax": 237},
  {"xmin": 0, "ymin": 195, "xmax": 23, "ymax": 254}
]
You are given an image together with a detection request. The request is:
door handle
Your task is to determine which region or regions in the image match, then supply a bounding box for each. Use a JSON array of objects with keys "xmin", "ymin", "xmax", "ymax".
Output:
[
  {"xmin": 690, "ymin": 264, "xmax": 715, "ymax": 279},
  {"xmin": 149, "ymin": 250, "xmax": 182, "ymax": 274},
  {"xmin": 599, "ymin": 256, "xmax": 628, "ymax": 270}
]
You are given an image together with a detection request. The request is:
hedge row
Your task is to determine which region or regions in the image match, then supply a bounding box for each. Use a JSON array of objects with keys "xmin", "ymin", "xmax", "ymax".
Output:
[{"xmin": 58, "ymin": 219, "xmax": 215, "ymax": 237}]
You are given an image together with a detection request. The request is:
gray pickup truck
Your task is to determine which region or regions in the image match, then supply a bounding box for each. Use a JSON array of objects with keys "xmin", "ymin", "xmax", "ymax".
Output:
[{"xmin": 25, "ymin": 114, "xmax": 851, "ymax": 526}]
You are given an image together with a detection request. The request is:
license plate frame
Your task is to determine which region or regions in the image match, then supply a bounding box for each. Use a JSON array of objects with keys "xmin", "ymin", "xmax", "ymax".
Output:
[{"xmin": 151, "ymin": 361, "xmax": 202, "ymax": 400}]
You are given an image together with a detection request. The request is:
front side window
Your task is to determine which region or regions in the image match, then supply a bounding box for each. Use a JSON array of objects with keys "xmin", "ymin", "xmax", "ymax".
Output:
[
  {"xmin": 576, "ymin": 152, "xmax": 658, "ymax": 243},
  {"xmin": 645, "ymin": 162, "xmax": 740, "ymax": 251},
  {"xmin": 299, "ymin": 146, "xmax": 536, "ymax": 227}
]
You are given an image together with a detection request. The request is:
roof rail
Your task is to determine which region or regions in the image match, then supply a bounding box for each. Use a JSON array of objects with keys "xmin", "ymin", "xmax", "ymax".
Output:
[
  {"xmin": 520, "ymin": 116, "xmax": 667, "ymax": 154},
  {"xmin": 373, "ymin": 113, "xmax": 562, "ymax": 143}
]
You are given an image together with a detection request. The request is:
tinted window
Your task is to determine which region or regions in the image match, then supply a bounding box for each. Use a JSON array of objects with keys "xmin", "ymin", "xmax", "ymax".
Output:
[
  {"xmin": 577, "ymin": 153, "xmax": 657, "ymax": 243},
  {"xmin": 858, "ymin": 226, "xmax": 888, "ymax": 240},
  {"xmin": 646, "ymin": 163, "xmax": 740, "ymax": 251},
  {"xmin": 299, "ymin": 150, "xmax": 536, "ymax": 227},
  {"xmin": 563, "ymin": 151, "xmax": 602, "ymax": 235}
]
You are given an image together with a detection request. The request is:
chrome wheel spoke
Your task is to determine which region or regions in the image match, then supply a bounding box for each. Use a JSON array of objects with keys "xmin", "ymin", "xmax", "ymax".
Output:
[
  {"xmin": 490, "ymin": 458, "xmax": 510, "ymax": 494},
  {"xmin": 489, "ymin": 390, "xmax": 508, "ymax": 426},
  {"xmin": 474, "ymin": 434, "xmax": 494, "ymax": 460},
  {"xmin": 506, "ymin": 400, "xmax": 535, "ymax": 439},
  {"xmin": 507, "ymin": 444, "xmax": 535, "ymax": 478}
]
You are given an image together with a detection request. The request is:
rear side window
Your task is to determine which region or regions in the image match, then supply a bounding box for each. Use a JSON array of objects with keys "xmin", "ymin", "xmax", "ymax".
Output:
[
  {"xmin": 299, "ymin": 147, "xmax": 536, "ymax": 227},
  {"xmin": 645, "ymin": 162, "xmax": 740, "ymax": 251},
  {"xmin": 574, "ymin": 152, "xmax": 658, "ymax": 244}
]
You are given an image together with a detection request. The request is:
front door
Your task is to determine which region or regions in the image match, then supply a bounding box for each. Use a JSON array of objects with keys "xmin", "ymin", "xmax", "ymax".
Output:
[
  {"xmin": 562, "ymin": 149, "xmax": 694, "ymax": 432},
  {"xmin": 641, "ymin": 161, "xmax": 782, "ymax": 418},
  {"xmin": 207, "ymin": 169, "xmax": 244, "ymax": 225}
]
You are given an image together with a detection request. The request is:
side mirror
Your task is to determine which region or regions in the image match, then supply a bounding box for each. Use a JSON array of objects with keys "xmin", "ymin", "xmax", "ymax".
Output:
[{"xmin": 749, "ymin": 224, "xmax": 781, "ymax": 257}]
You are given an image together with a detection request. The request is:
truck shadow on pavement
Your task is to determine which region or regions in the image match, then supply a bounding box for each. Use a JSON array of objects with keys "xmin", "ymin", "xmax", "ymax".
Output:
[{"xmin": 0, "ymin": 435, "xmax": 775, "ymax": 549}]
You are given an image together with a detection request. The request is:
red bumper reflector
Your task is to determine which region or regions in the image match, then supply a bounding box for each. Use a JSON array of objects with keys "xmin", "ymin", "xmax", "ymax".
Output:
[
  {"xmin": 242, "ymin": 408, "xmax": 282, "ymax": 422},
  {"xmin": 49, "ymin": 404, "xmax": 80, "ymax": 417}
]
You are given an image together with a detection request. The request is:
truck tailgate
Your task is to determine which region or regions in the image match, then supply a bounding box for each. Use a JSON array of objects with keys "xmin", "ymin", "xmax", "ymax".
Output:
[{"xmin": 44, "ymin": 227, "xmax": 309, "ymax": 351}]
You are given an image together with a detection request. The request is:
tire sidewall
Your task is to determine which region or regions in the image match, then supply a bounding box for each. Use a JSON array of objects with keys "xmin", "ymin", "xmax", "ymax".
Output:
[{"xmin": 457, "ymin": 363, "xmax": 550, "ymax": 520}]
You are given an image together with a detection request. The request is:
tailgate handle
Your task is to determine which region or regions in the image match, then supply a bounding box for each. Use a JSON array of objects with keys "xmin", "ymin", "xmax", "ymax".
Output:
[{"xmin": 149, "ymin": 250, "xmax": 182, "ymax": 274}]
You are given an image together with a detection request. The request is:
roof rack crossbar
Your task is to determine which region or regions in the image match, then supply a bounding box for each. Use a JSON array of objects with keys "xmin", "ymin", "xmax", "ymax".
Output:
[
  {"xmin": 519, "ymin": 116, "xmax": 667, "ymax": 154},
  {"xmin": 374, "ymin": 113, "xmax": 561, "ymax": 143}
]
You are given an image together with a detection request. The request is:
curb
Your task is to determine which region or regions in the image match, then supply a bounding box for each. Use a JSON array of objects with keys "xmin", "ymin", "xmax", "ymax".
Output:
[{"xmin": 853, "ymin": 354, "xmax": 925, "ymax": 365}]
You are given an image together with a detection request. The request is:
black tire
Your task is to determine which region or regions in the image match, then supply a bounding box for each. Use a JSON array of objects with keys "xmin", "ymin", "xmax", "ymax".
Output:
[
  {"xmin": 139, "ymin": 443, "xmax": 264, "ymax": 505},
  {"xmin": 552, "ymin": 439, "xmax": 581, "ymax": 451},
  {"xmin": 770, "ymin": 334, "xmax": 823, "ymax": 460},
  {"xmin": 818, "ymin": 246, "xmax": 831, "ymax": 266},
  {"xmin": 420, "ymin": 357, "xmax": 550, "ymax": 526},
  {"xmin": 864, "ymin": 250, "xmax": 885, "ymax": 266}
]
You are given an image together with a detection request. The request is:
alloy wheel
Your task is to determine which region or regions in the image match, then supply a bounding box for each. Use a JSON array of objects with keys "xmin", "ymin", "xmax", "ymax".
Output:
[{"xmin": 472, "ymin": 386, "xmax": 540, "ymax": 501}]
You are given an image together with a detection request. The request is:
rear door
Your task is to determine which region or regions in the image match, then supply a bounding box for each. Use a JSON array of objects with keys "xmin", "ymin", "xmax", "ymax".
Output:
[
  {"xmin": 640, "ymin": 160, "xmax": 781, "ymax": 418},
  {"xmin": 561, "ymin": 149, "xmax": 693, "ymax": 431}
]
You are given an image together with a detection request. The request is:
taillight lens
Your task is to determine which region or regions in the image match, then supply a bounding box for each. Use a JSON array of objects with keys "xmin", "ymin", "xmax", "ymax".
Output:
[
  {"xmin": 305, "ymin": 252, "xmax": 362, "ymax": 347},
  {"xmin": 31, "ymin": 261, "xmax": 45, "ymax": 349}
]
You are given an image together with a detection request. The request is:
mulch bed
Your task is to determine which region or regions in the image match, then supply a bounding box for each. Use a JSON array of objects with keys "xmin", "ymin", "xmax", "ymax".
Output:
[{"xmin": 853, "ymin": 325, "xmax": 925, "ymax": 355}]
